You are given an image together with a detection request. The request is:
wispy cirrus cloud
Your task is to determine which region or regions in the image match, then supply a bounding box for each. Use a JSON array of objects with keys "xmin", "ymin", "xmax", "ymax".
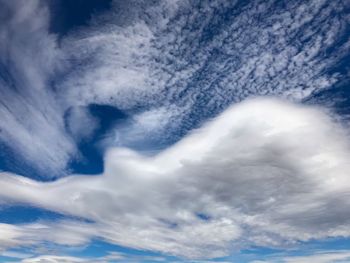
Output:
[{"xmin": 0, "ymin": 0, "xmax": 76, "ymax": 177}]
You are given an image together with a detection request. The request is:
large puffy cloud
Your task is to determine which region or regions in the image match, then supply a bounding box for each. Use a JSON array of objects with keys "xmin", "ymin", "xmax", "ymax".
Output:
[{"xmin": 1, "ymin": 98, "xmax": 350, "ymax": 259}]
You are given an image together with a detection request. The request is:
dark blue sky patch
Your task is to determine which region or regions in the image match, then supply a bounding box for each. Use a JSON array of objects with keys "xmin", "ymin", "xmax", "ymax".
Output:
[
  {"xmin": 88, "ymin": 104, "xmax": 128, "ymax": 137},
  {"xmin": 196, "ymin": 212, "xmax": 211, "ymax": 221},
  {"xmin": 0, "ymin": 205, "xmax": 75, "ymax": 224},
  {"xmin": 67, "ymin": 104, "xmax": 128, "ymax": 175},
  {"xmin": 305, "ymin": 80, "xmax": 350, "ymax": 121},
  {"xmin": 49, "ymin": 0, "xmax": 112, "ymax": 36}
]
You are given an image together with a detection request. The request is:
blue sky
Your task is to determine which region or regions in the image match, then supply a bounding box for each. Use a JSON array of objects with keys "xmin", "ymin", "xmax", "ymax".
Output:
[{"xmin": 0, "ymin": 0, "xmax": 350, "ymax": 262}]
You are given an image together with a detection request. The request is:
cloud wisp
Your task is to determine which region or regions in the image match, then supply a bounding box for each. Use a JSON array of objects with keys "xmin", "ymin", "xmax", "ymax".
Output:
[
  {"xmin": 0, "ymin": 0, "xmax": 76, "ymax": 177},
  {"xmin": 252, "ymin": 250, "xmax": 350, "ymax": 263},
  {"xmin": 1, "ymin": 98, "xmax": 350, "ymax": 259}
]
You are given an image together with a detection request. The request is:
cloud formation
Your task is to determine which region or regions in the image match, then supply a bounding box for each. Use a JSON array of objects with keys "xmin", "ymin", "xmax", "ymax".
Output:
[
  {"xmin": 12, "ymin": 250, "xmax": 350, "ymax": 263},
  {"xmin": 1, "ymin": 98, "xmax": 350, "ymax": 259},
  {"xmin": 59, "ymin": 0, "xmax": 350, "ymax": 143},
  {"xmin": 1, "ymin": 0, "xmax": 350, "ymax": 261},
  {"xmin": 0, "ymin": 0, "xmax": 76, "ymax": 176},
  {"xmin": 0, "ymin": 0, "xmax": 349, "ymax": 176},
  {"xmin": 252, "ymin": 250, "xmax": 350, "ymax": 263}
]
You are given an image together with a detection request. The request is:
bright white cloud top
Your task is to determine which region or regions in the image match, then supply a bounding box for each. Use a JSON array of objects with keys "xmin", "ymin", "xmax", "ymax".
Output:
[{"xmin": 1, "ymin": 98, "xmax": 350, "ymax": 259}]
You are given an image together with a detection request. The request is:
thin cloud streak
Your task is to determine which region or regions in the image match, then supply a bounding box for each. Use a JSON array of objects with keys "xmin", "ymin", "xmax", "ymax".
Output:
[{"xmin": 0, "ymin": 0, "xmax": 76, "ymax": 176}]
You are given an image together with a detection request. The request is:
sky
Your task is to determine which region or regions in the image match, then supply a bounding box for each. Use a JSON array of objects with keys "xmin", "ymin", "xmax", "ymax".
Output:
[{"xmin": 0, "ymin": 0, "xmax": 350, "ymax": 262}]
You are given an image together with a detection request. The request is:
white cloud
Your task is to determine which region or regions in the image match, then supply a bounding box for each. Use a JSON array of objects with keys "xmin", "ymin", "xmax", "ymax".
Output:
[
  {"xmin": 1, "ymin": 98, "xmax": 350, "ymax": 259},
  {"xmin": 65, "ymin": 106, "xmax": 99, "ymax": 141},
  {"xmin": 1, "ymin": 250, "xmax": 32, "ymax": 259},
  {"xmin": 20, "ymin": 255, "xmax": 88, "ymax": 263},
  {"xmin": 0, "ymin": 221, "xmax": 96, "ymax": 251},
  {"xmin": 0, "ymin": 0, "xmax": 350, "ymax": 259},
  {"xmin": 283, "ymin": 251, "xmax": 350, "ymax": 263},
  {"xmin": 251, "ymin": 250, "xmax": 350, "ymax": 263},
  {"xmin": 17, "ymin": 252, "xmax": 166, "ymax": 263},
  {"xmin": 0, "ymin": 0, "xmax": 76, "ymax": 176}
]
